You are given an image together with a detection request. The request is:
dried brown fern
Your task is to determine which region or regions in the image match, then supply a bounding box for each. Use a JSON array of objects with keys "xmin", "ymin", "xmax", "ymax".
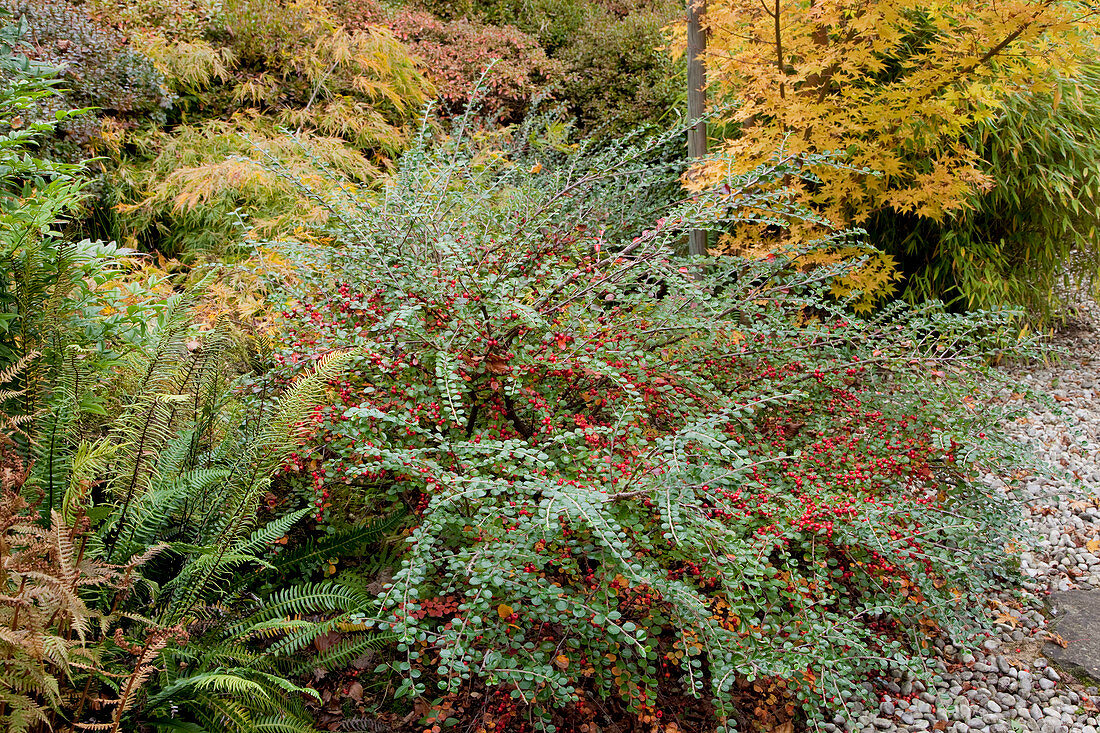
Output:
[
  {"xmin": 0, "ymin": 473, "xmax": 171, "ymax": 732},
  {"xmin": 0, "ymin": 352, "xmax": 40, "ymax": 438}
]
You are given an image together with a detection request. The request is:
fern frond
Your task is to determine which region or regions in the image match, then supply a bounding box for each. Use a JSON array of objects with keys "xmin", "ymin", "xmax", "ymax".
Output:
[
  {"xmin": 0, "ymin": 349, "xmax": 39, "ymax": 387},
  {"xmin": 234, "ymin": 507, "xmax": 310, "ymax": 556},
  {"xmin": 61, "ymin": 439, "xmax": 117, "ymax": 524},
  {"xmin": 271, "ymin": 511, "xmax": 405, "ymax": 572},
  {"xmin": 308, "ymin": 631, "xmax": 397, "ymax": 673},
  {"xmin": 252, "ymin": 718, "xmax": 321, "ymax": 733},
  {"xmin": 240, "ymin": 582, "xmax": 362, "ymax": 625}
]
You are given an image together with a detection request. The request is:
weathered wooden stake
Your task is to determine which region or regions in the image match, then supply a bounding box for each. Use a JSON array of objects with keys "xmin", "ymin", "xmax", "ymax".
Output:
[{"xmin": 687, "ymin": 0, "xmax": 708, "ymax": 258}]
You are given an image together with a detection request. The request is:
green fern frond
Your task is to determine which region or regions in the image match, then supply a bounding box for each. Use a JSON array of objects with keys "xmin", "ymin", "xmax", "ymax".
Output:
[
  {"xmin": 197, "ymin": 350, "xmax": 353, "ymax": 559},
  {"xmin": 183, "ymin": 694, "xmax": 255, "ymax": 731},
  {"xmin": 271, "ymin": 510, "xmax": 406, "ymax": 572},
  {"xmin": 251, "ymin": 717, "xmax": 322, "ymax": 733},
  {"xmin": 309, "ymin": 631, "xmax": 397, "ymax": 673},
  {"xmin": 60, "ymin": 439, "xmax": 117, "ymax": 524},
  {"xmin": 235, "ymin": 507, "xmax": 310, "ymax": 556},
  {"xmin": 240, "ymin": 582, "xmax": 362, "ymax": 625}
]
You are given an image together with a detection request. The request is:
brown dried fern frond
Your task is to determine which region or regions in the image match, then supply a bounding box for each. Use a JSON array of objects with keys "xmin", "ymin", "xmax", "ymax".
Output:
[
  {"xmin": 0, "ymin": 351, "xmax": 41, "ymax": 440},
  {"xmin": 0, "ymin": 490, "xmax": 174, "ymax": 733}
]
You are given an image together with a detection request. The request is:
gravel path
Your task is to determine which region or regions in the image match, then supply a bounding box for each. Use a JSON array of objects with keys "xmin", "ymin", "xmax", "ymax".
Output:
[{"xmin": 835, "ymin": 303, "xmax": 1100, "ymax": 733}]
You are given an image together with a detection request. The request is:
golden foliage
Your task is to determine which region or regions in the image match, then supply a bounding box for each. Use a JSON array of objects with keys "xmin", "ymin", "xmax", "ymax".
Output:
[
  {"xmin": 137, "ymin": 37, "xmax": 236, "ymax": 92},
  {"xmin": 110, "ymin": 115, "xmax": 381, "ymax": 257},
  {"xmin": 714, "ymin": 232, "xmax": 899, "ymax": 311},
  {"xmin": 694, "ymin": 0, "xmax": 1093, "ymax": 219},
  {"xmin": 89, "ymin": 0, "xmax": 433, "ymax": 258},
  {"xmin": 682, "ymin": 0, "xmax": 1097, "ymax": 305}
]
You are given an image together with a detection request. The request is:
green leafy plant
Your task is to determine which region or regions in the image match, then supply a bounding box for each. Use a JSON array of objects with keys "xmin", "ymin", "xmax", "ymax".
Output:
[
  {"xmin": 556, "ymin": 1, "xmax": 682, "ymax": 133},
  {"xmin": 260, "ymin": 118, "xmax": 1037, "ymax": 731}
]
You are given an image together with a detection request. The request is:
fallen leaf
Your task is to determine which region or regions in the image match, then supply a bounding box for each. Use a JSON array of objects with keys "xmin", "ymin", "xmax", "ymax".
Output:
[
  {"xmin": 497, "ymin": 603, "xmax": 514, "ymax": 619},
  {"xmin": 1087, "ymin": 539, "xmax": 1100, "ymax": 554},
  {"xmin": 554, "ymin": 654, "xmax": 569, "ymax": 670}
]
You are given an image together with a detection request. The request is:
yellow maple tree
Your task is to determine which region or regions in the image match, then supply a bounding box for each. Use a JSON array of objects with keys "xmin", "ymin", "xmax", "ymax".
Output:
[{"xmin": 678, "ymin": 0, "xmax": 1097, "ymax": 306}]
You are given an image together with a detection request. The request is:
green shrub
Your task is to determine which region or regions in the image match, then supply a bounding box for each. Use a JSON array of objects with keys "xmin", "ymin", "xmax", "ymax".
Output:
[
  {"xmin": 87, "ymin": 0, "xmax": 222, "ymax": 42},
  {"xmin": 2, "ymin": 0, "xmax": 172, "ymax": 155},
  {"xmin": 558, "ymin": 3, "xmax": 683, "ymax": 133},
  {"xmin": 335, "ymin": 0, "xmax": 566, "ymax": 121},
  {"xmin": 260, "ymin": 119, "xmax": 1036, "ymax": 730},
  {"xmin": 869, "ymin": 66, "xmax": 1100, "ymax": 322}
]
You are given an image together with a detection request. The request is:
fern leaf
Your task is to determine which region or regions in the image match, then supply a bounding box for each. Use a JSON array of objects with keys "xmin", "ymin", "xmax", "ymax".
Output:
[
  {"xmin": 271, "ymin": 510, "xmax": 405, "ymax": 572},
  {"xmin": 234, "ymin": 507, "xmax": 310, "ymax": 556},
  {"xmin": 308, "ymin": 631, "xmax": 397, "ymax": 673}
]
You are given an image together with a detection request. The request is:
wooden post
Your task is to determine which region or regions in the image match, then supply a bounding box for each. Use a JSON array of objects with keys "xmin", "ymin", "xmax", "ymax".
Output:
[{"xmin": 686, "ymin": 0, "xmax": 708, "ymax": 258}]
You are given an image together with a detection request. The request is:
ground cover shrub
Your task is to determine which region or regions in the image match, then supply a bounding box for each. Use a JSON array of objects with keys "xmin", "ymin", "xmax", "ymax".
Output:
[
  {"xmin": 692, "ymin": 0, "xmax": 1099, "ymax": 312},
  {"xmin": 260, "ymin": 119, "xmax": 1037, "ymax": 731}
]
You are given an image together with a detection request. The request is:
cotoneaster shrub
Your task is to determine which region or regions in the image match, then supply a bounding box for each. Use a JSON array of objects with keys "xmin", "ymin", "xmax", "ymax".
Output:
[{"xmin": 260, "ymin": 120, "xmax": 1036, "ymax": 731}]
